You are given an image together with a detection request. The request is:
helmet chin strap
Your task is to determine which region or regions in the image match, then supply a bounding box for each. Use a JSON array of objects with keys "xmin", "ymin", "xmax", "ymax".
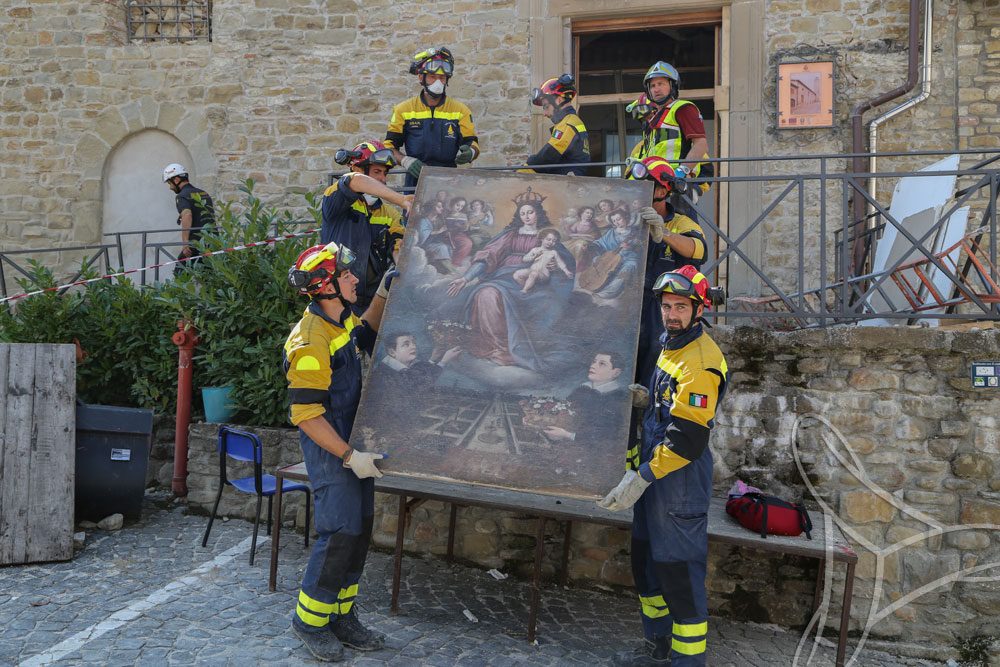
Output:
[{"xmin": 313, "ymin": 278, "xmax": 353, "ymax": 311}]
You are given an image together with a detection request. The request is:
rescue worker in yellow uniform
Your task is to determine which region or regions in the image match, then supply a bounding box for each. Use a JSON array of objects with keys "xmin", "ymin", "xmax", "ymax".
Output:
[
  {"xmin": 628, "ymin": 155, "xmax": 708, "ymax": 384},
  {"xmin": 320, "ymin": 140, "xmax": 412, "ymax": 311},
  {"xmin": 522, "ymin": 74, "xmax": 590, "ymax": 176},
  {"xmin": 599, "ymin": 264, "xmax": 729, "ymax": 667},
  {"xmin": 631, "ymin": 63, "xmax": 714, "ymax": 219},
  {"xmin": 283, "ymin": 241, "xmax": 395, "ymax": 662},
  {"xmin": 384, "ymin": 47, "xmax": 480, "ymax": 191}
]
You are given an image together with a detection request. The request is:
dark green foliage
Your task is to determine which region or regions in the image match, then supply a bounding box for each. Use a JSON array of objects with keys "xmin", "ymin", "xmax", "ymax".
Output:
[
  {"xmin": 159, "ymin": 180, "xmax": 320, "ymax": 425},
  {"xmin": 0, "ymin": 181, "xmax": 321, "ymax": 425}
]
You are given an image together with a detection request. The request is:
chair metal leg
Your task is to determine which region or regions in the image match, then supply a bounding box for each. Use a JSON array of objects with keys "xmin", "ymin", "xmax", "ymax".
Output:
[
  {"xmin": 266, "ymin": 495, "xmax": 273, "ymax": 536},
  {"xmin": 201, "ymin": 483, "xmax": 224, "ymax": 548},
  {"xmin": 304, "ymin": 490, "xmax": 311, "ymax": 549},
  {"xmin": 250, "ymin": 494, "xmax": 263, "ymax": 566}
]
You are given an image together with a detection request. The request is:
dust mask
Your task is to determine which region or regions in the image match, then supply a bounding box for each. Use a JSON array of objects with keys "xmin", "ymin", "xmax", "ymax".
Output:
[
  {"xmin": 363, "ymin": 194, "xmax": 379, "ymax": 206},
  {"xmin": 427, "ymin": 79, "xmax": 445, "ymax": 95}
]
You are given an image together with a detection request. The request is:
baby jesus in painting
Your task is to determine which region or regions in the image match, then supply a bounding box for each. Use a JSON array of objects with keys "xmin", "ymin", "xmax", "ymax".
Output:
[{"xmin": 513, "ymin": 229, "xmax": 574, "ymax": 294}]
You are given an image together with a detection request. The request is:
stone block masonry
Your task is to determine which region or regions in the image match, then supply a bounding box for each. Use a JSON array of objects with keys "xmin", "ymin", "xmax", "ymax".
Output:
[{"xmin": 155, "ymin": 325, "xmax": 999, "ymax": 648}]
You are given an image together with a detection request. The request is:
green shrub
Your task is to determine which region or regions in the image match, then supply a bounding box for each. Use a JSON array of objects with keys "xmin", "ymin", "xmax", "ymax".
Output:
[
  {"xmin": 157, "ymin": 180, "xmax": 320, "ymax": 425},
  {"xmin": 1, "ymin": 181, "xmax": 322, "ymax": 426}
]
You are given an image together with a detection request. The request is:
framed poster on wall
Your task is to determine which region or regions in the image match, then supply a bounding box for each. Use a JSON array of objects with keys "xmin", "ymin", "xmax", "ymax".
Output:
[{"xmin": 776, "ymin": 60, "xmax": 835, "ymax": 129}]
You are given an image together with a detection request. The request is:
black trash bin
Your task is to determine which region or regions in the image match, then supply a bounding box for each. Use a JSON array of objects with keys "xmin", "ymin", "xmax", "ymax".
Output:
[{"xmin": 75, "ymin": 400, "xmax": 155, "ymax": 522}]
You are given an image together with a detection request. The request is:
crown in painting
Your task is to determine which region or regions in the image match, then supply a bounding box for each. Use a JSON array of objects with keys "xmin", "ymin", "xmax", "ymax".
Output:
[{"xmin": 512, "ymin": 187, "xmax": 546, "ymax": 206}]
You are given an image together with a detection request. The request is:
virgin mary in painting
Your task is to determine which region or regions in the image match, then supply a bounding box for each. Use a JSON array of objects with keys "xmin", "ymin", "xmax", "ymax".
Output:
[{"xmin": 443, "ymin": 187, "xmax": 576, "ymax": 374}]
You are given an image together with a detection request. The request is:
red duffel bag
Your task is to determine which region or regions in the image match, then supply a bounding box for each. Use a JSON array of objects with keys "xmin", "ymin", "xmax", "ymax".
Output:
[{"xmin": 725, "ymin": 492, "xmax": 813, "ymax": 540}]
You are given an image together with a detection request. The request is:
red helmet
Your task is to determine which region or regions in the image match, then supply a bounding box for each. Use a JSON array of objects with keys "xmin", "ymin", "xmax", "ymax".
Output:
[
  {"xmin": 627, "ymin": 155, "xmax": 676, "ymax": 192},
  {"xmin": 531, "ymin": 74, "xmax": 576, "ymax": 106},
  {"xmin": 652, "ymin": 265, "xmax": 713, "ymax": 310},
  {"xmin": 287, "ymin": 242, "xmax": 357, "ymax": 295},
  {"xmin": 334, "ymin": 139, "xmax": 396, "ymax": 170}
]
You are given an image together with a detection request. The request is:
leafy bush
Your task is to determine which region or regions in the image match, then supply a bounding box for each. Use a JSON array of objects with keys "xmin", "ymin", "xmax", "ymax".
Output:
[
  {"xmin": 159, "ymin": 180, "xmax": 321, "ymax": 425},
  {"xmin": 1, "ymin": 181, "xmax": 321, "ymax": 426}
]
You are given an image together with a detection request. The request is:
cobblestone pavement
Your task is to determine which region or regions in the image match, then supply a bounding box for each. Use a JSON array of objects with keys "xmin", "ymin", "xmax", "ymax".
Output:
[{"xmin": 1, "ymin": 493, "xmax": 945, "ymax": 666}]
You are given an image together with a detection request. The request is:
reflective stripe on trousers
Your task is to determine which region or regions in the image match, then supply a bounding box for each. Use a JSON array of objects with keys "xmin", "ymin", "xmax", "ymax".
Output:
[
  {"xmin": 292, "ymin": 438, "xmax": 374, "ymax": 632},
  {"xmin": 631, "ymin": 477, "xmax": 709, "ymax": 666}
]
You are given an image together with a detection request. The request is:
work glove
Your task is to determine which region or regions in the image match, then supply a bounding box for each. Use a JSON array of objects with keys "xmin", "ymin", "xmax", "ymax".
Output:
[
  {"xmin": 688, "ymin": 186, "xmax": 700, "ymax": 205},
  {"xmin": 400, "ymin": 156, "xmax": 423, "ymax": 179},
  {"xmin": 597, "ymin": 470, "xmax": 650, "ymax": 512},
  {"xmin": 638, "ymin": 206, "xmax": 665, "ymax": 243},
  {"xmin": 343, "ymin": 449, "xmax": 386, "ymax": 479},
  {"xmin": 455, "ymin": 144, "xmax": 476, "ymax": 165},
  {"xmin": 376, "ymin": 269, "xmax": 399, "ymax": 299},
  {"xmin": 629, "ymin": 383, "xmax": 649, "ymax": 409}
]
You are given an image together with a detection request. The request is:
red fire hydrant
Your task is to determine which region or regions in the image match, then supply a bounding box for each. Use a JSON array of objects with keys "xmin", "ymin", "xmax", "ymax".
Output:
[{"xmin": 171, "ymin": 319, "xmax": 199, "ymax": 497}]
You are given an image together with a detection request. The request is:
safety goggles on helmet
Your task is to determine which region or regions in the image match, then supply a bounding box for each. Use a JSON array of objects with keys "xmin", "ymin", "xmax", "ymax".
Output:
[
  {"xmin": 626, "ymin": 96, "xmax": 654, "ymax": 119},
  {"xmin": 334, "ymin": 145, "xmax": 395, "ymax": 169},
  {"xmin": 421, "ymin": 58, "xmax": 454, "ymax": 76},
  {"xmin": 653, "ymin": 272, "xmax": 710, "ymax": 310},
  {"xmin": 652, "ymin": 271, "xmax": 695, "ymax": 296},
  {"xmin": 653, "ymin": 268, "xmax": 718, "ymax": 309},
  {"xmin": 287, "ymin": 242, "xmax": 357, "ymax": 293}
]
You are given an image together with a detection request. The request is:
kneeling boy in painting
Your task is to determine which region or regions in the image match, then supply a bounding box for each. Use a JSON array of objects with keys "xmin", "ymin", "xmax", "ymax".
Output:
[
  {"xmin": 598, "ymin": 266, "xmax": 729, "ymax": 667},
  {"xmin": 368, "ymin": 331, "xmax": 463, "ymax": 402},
  {"xmin": 282, "ymin": 241, "xmax": 396, "ymax": 662}
]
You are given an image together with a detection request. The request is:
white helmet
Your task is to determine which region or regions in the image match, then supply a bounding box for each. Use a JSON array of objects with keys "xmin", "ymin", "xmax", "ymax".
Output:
[{"xmin": 163, "ymin": 163, "xmax": 188, "ymax": 182}]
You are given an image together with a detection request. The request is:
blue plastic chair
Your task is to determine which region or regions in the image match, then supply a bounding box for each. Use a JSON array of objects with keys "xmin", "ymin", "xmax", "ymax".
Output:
[{"xmin": 201, "ymin": 426, "xmax": 311, "ymax": 565}]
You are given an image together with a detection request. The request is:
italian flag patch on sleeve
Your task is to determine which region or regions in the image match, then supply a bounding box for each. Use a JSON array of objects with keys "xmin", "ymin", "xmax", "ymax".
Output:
[
  {"xmin": 552, "ymin": 129, "xmax": 564, "ymax": 140},
  {"xmin": 689, "ymin": 393, "xmax": 709, "ymax": 408}
]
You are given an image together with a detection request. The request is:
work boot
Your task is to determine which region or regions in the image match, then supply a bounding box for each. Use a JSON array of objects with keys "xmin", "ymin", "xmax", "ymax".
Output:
[
  {"xmin": 612, "ymin": 636, "xmax": 671, "ymax": 666},
  {"xmin": 329, "ymin": 607, "xmax": 386, "ymax": 651},
  {"xmin": 292, "ymin": 621, "xmax": 345, "ymax": 662}
]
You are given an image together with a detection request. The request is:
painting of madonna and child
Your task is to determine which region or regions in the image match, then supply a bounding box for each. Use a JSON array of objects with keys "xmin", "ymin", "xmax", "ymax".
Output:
[{"xmin": 352, "ymin": 168, "xmax": 653, "ymax": 499}]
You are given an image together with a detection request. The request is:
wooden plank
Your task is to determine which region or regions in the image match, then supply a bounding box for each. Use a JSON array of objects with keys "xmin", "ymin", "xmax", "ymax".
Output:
[
  {"xmin": 0, "ymin": 344, "xmax": 8, "ymax": 545},
  {"xmin": 26, "ymin": 344, "xmax": 75, "ymax": 562},
  {"xmin": 279, "ymin": 460, "xmax": 858, "ymax": 563},
  {"xmin": 1, "ymin": 344, "xmax": 35, "ymax": 565},
  {"xmin": 572, "ymin": 10, "xmax": 722, "ymax": 33},
  {"xmin": 578, "ymin": 87, "xmax": 716, "ymax": 106},
  {"xmin": 726, "ymin": 0, "xmax": 765, "ymax": 298}
]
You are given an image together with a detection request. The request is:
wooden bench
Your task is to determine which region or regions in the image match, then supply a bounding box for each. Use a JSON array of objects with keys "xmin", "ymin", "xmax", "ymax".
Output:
[{"xmin": 268, "ymin": 464, "xmax": 858, "ymax": 667}]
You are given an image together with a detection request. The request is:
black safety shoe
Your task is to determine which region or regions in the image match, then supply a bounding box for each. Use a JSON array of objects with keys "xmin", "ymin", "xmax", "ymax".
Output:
[
  {"xmin": 612, "ymin": 636, "xmax": 671, "ymax": 666},
  {"xmin": 329, "ymin": 607, "xmax": 386, "ymax": 651},
  {"xmin": 292, "ymin": 621, "xmax": 345, "ymax": 662}
]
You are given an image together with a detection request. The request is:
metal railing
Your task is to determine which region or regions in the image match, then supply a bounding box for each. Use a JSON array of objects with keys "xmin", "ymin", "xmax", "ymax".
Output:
[{"xmin": 6, "ymin": 150, "xmax": 999, "ymax": 329}]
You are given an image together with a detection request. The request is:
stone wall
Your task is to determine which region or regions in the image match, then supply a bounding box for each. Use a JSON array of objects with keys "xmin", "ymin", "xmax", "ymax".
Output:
[
  {"xmin": 156, "ymin": 325, "xmax": 1000, "ymax": 648},
  {"xmin": 3, "ymin": 0, "xmax": 1000, "ymax": 296}
]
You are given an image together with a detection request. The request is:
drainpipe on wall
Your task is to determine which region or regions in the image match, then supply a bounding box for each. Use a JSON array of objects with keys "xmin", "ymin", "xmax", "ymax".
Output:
[
  {"xmin": 849, "ymin": 0, "xmax": 923, "ymax": 273},
  {"xmin": 171, "ymin": 319, "xmax": 199, "ymax": 497},
  {"xmin": 868, "ymin": 0, "xmax": 933, "ymax": 215}
]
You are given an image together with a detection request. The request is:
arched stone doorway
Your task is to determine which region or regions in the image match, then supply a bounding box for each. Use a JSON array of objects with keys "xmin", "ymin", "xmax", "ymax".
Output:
[{"xmin": 102, "ymin": 129, "xmax": 195, "ymax": 272}]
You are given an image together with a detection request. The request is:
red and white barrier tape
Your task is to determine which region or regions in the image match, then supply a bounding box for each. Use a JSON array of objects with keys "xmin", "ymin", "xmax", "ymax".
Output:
[{"xmin": 0, "ymin": 227, "xmax": 320, "ymax": 305}]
